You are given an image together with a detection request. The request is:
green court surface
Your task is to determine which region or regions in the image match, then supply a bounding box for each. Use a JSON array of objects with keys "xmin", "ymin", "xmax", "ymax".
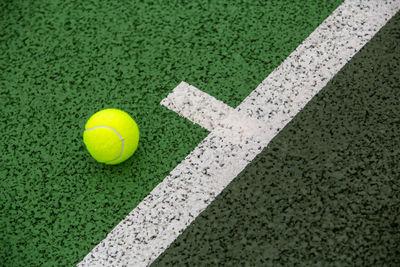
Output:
[
  {"xmin": 154, "ymin": 11, "xmax": 400, "ymax": 266},
  {"xmin": 1, "ymin": 0, "xmax": 399, "ymax": 266}
]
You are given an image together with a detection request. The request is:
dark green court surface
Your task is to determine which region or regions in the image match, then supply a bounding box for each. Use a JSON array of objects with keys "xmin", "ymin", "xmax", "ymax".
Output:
[{"xmin": 153, "ymin": 11, "xmax": 400, "ymax": 266}]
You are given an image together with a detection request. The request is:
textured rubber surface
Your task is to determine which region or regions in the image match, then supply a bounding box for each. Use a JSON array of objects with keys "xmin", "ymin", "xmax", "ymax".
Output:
[
  {"xmin": 0, "ymin": 1, "xmax": 343, "ymax": 266},
  {"xmin": 153, "ymin": 11, "xmax": 400, "ymax": 266}
]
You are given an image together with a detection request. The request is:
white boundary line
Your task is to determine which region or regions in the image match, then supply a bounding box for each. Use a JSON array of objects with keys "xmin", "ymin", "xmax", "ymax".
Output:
[{"xmin": 78, "ymin": 1, "xmax": 400, "ymax": 266}]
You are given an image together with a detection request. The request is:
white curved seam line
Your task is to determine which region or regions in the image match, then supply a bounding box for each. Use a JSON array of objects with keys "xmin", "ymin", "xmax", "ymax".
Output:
[{"xmin": 85, "ymin": 126, "xmax": 125, "ymax": 163}]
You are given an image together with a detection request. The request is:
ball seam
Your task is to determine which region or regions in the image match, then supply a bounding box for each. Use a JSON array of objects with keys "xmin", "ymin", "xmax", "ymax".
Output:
[{"xmin": 84, "ymin": 126, "xmax": 125, "ymax": 163}]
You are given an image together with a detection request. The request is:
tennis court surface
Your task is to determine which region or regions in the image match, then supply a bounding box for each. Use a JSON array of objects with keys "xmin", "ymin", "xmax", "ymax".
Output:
[{"xmin": 1, "ymin": 0, "xmax": 399, "ymax": 266}]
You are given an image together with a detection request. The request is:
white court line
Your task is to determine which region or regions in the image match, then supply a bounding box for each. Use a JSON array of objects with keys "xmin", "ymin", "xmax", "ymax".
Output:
[
  {"xmin": 78, "ymin": 1, "xmax": 400, "ymax": 266},
  {"xmin": 161, "ymin": 81, "xmax": 268, "ymax": 145}
]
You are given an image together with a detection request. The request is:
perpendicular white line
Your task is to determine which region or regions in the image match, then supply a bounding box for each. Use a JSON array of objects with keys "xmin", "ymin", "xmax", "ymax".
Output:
[
  {"xmin": 160, "ymin": 81, "xmax": 231, "ymax": 133},
  {"xmin": 78, "ymin": 1, "xmax": 400, "ymax": 266},
  {"xmin": 161, "ymin": 81, "xmax": 268, "ymax": 145}
]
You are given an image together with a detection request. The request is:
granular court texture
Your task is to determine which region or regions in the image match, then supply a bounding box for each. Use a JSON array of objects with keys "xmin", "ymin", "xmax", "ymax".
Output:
[{"xmin": 153, "ymin": 11, "xmax": 400, "ymax": 267}]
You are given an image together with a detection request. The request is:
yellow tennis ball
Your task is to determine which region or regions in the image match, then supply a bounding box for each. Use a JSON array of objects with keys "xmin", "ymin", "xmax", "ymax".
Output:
[{"xmin": 83, "ymin": 108, "xmax": 139, "ymax": 165}]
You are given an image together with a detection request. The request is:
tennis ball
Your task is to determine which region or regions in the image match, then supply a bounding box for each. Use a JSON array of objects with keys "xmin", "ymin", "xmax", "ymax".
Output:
[{"xmin": 83, "ymin": 108, "xmax": 139, "ymax": 165}]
